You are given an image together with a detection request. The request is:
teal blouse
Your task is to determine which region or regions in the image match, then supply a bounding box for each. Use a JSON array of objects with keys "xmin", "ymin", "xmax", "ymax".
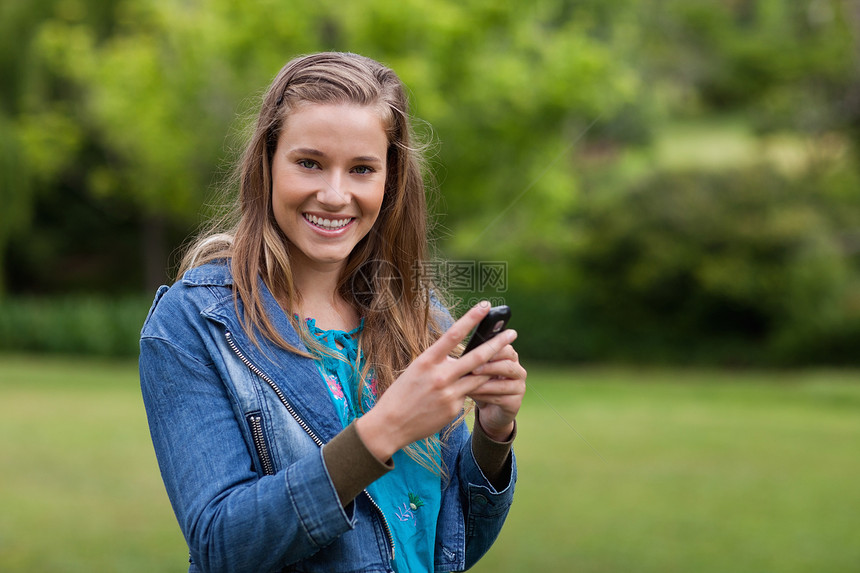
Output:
[{"xmin": 304, "ymin": 317, "xmax": 442, "ymax": 572}]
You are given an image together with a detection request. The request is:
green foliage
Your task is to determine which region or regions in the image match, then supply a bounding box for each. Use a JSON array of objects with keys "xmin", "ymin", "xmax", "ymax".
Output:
[
  {"xmin": 572, "ymin": 164, "xmax": 860, "ymax": 364},
  {"xmin": 0, "ymin": 296, "xmax": 150, "ymax": 356},
  {"xmin": 0, "ymin": 114, "xmax": 33, "ymax": 296},
  {"xmin": 633, "ymin": 0, "xmax": 859, "ymax": 134},
  {"xmin": 1, "ymin": 0, "xmax": 645, "ymax": 294},
  {"xmin": 2, "ymin": 0, "xmax": 860, "ymax": 364}
]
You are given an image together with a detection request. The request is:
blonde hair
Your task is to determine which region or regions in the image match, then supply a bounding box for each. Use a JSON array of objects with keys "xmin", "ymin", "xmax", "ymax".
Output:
[{"xmin": 178, "ymin": 52, "xmax": 451, "ymax": 471}]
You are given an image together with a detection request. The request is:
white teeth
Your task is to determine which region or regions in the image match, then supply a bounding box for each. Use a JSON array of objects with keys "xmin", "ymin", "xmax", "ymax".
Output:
[{"xmin": 305, "ymin": 214, "xmax": 352, "ymax": 229}]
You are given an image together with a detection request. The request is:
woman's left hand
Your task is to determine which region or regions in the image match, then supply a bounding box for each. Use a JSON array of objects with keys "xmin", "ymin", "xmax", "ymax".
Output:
[{"xmin": 468, "ymin": 342, "xmax": 527, "ymax": 441}]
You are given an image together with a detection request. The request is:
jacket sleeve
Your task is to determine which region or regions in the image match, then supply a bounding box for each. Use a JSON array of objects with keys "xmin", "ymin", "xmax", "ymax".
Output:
[
  {"xmin": 140, "ymin": 333, "xmax": 354, "ymax": 573},
  {"xmin": 434, "ymin": 417, "xmax": 517, "ymax": 571},
  {"xmin": 459, "ymin": 423, "xmax": 517, "ymax": 568}
]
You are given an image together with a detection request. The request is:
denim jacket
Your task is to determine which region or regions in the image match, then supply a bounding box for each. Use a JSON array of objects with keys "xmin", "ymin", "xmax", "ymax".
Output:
[{"xmin": 139, "ymin": 262, "xmax": 516, "ymax": 573}]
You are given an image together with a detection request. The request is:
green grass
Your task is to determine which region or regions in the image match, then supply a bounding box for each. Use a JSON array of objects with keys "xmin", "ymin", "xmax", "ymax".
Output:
[
  {"xmin": 1, "ymin": 356, "xmax": 858, "ymax": 572},
  {"xmin": 473, "ymin": 367, "xmax": 860, "ymax": 573},
  {"xmin": 0, "ymin": 354, "xmax": 186, "ymax": 572}
]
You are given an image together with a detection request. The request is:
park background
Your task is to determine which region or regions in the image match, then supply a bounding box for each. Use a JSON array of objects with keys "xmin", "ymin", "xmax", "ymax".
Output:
[{"xmin": 1, "ymin": 0, "xmax": 859, "ymax": 571}]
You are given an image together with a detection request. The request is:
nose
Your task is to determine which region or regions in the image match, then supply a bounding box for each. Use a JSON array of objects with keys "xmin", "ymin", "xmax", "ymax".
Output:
[{"xmin": 316, "ymin": 171, "xmax": 350, "ymax": 208}]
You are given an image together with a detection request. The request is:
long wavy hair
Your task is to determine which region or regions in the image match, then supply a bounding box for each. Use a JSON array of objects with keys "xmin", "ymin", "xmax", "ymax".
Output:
[{"xmin": 178, "ymin": 52, "xmax": 451, "ymax": 469}]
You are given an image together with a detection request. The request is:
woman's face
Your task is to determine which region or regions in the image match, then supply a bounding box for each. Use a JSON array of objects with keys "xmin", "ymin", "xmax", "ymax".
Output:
[{"xmin": 271, "ymin": 103, "xmax": 388, "ymax": 275}]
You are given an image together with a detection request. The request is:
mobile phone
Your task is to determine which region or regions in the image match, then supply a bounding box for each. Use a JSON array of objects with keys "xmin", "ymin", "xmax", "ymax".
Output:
[{"xmin": 462, "ymin": 305, "xmax": 511, "ymax": 354}]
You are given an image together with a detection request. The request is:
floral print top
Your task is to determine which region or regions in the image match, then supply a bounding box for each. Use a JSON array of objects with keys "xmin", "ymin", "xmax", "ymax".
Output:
[{"xmin": 304, "ymin": 317, "xmax": 442, "ymax": 572}]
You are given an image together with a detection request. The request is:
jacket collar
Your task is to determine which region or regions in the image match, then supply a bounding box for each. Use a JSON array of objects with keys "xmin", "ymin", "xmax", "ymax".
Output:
[
  {"xmin": 181, "ymin": 260, "xmax": 235, "ymax": 287},
  {"xmin": 190, "ymin": 261, "xmax": 344, "ymax": 444}
]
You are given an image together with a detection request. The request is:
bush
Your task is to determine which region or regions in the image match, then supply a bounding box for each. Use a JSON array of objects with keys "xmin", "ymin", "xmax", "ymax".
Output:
[
  {"xmin": 0, "ymin": 295, "xmax": 151, "ymax": 357},
  {"xmin": 571, "ymin": 164, "xmax": 860, "ymax": 365}
]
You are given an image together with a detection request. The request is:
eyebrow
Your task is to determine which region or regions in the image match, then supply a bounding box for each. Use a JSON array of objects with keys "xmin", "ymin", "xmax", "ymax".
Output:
[
  {"xmin": 291, "ymin": 147, "xmax": 325, "ymax": 157},
  {"xmin": 290, "ymin": 147, "xmax": 383, "ymax": 163}
]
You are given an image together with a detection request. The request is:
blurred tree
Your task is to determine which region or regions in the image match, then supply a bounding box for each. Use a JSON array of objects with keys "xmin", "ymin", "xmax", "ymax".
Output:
[
  {"xmin": 3, "ymin": 0, "xmax": 642, "ymax": 293},
  {"xmin": 574, "ymin": 164, "xmax": 860, "ymax": 364},
  {"xmin": 1, "ymin": 0, "xmax": 128, "ymax": 293},
  {"xmin": 634, "ymin": 0, "xmax": 859, "ymax": 137},
  {"xmin": 0, "ymin": 0, "xmax": 86, "ymax": 294},
  {"xmin": 342, "ymin": 0, "xmax": 645, "ymax": 284},
  {"xmin": 3, "ymin": 0, "xmax": 860, "ymax": 364}
]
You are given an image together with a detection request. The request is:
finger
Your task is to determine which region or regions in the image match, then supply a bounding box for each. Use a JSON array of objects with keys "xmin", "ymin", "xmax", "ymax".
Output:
[
  {"xmin": 472, "ymin": 359, "xmax": 525, "ymax": 380},
  {"xmin": 484, "ymin": 344, "xmax": 517, "ymax": 363},
  {"xmin": 424, "ymin": 301, "xmax": 492, "ymax": 361},
  {"xmin": 451, "ymin": 372, "xmax": 495, "ymax": 397},
  {"xmin": 470, "ymin": 384, "xmax": 525, "ymax": 410},
  {"xmin": 470, "ymin": 376, "xmax": 526, "ymax": 398},
  {"xmin": 452, "ymin": 329, "xmax": 518, "ymax": 378},
  {"xmin": 470, "ymin": 392, "xmax": 521, "ymax": 408}
]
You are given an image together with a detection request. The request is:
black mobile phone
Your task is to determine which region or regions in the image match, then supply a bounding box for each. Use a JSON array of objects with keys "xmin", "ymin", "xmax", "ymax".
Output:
[{"xmin": 462, "ymin": 305, "xmax": 511, "ymax": 354}]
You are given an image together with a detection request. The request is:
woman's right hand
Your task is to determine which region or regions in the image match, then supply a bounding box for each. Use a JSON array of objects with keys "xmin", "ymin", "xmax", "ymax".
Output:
[{"xmin": 355, "ymin": 301, "xmax": 518, "ymax": 462}]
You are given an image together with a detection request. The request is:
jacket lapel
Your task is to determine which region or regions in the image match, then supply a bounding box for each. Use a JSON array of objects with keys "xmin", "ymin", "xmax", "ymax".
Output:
[{"xmin": 201, "ymin": 276, "xmax": 344, "ymax": 445}]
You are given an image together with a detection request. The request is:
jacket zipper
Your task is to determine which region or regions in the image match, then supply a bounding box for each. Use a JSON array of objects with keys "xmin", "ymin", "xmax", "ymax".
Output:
[
  {"xmin": 224, "ymin": 331, "xmax": 396, "ymax": 560},
  {"xmin": 226, "ymin": 332, "xmax": 324, "ymax": 446},
  {"xmin": 364, "ymin": 491, "xmax": 395, "ymax": 562},
  {"xmin": 247, "ymin": 413, "xmax": 275, "ymax": 476}
]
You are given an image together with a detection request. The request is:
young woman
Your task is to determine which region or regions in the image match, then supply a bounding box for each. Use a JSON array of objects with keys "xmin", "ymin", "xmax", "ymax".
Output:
[{"xmin": 139, "ymin": 52, "xmax": 526, "ymax": 573}]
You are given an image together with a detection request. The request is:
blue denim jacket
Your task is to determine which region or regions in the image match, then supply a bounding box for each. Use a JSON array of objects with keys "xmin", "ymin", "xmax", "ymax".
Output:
[{"xmin": 139, "ymin": 262, "xmax": 516, "ymax": 573}]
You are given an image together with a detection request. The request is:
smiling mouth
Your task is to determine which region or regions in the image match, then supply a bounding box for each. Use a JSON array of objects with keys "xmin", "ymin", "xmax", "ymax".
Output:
[{"xmin": 303, "ymin": 213, "xmax": 355, "ymax": 230}]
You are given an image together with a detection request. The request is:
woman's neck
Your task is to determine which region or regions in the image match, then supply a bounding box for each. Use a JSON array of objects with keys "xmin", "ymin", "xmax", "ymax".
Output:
[{"xmin": 291, "ymin": 261, "xmax": 359, "ymax": 332}]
